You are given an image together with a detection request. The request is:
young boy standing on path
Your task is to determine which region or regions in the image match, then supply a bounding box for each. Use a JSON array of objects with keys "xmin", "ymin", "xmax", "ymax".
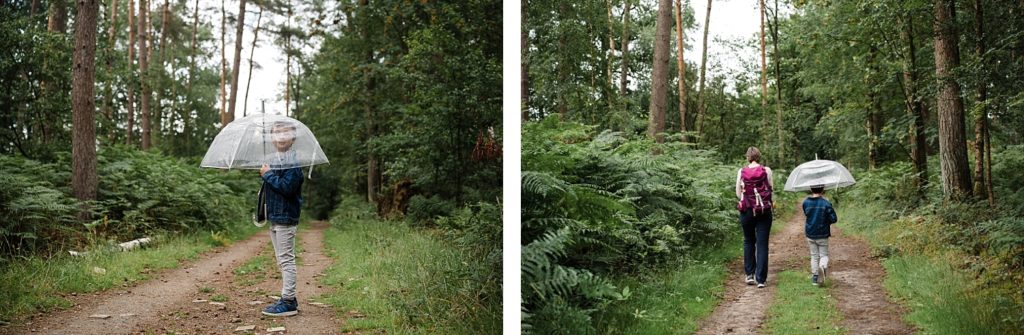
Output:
[
  {"xmin": 804, "ymin": 185, "xmax": 837, "ymax": 286},
  {"xmin": 258, "ymin": 121, "xmax": 305, "ymax": 316}
]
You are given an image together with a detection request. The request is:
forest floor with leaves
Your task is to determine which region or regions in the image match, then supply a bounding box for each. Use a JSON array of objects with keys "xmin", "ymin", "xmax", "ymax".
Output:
[
  {"xmin": 696, "ymin": 202, "xmax": 916, "ymax": 335},
  {"xmin": 1, "ymin": 221, "xmax": 353, "ymax": 334}
]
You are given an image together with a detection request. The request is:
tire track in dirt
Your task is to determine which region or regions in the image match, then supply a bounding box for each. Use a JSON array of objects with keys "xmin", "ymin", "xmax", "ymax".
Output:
[{"xmin": 3, "ymin": 221, "xmax": 345, "ymax": 334}]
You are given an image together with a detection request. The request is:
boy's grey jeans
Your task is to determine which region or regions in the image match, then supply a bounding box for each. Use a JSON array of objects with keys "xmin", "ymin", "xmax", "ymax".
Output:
[
  {"xmin": 270, "ymin": 224, "xmax": 298, "ymax": 300},
  {"xmin": 807, "ymin": 237, "xmax": 830, "ymax": 276}
]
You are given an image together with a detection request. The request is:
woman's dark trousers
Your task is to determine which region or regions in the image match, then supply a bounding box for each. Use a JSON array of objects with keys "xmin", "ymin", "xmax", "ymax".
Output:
[{"xmin": 741, "ymin": 209, "xmax": 773, "ymax": 284}]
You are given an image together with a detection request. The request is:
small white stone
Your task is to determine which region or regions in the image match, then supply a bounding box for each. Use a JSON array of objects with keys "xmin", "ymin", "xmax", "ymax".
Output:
[
  {"xmin": 192, "ymin": 299, "xmax": 208, "ymax": 303},
  {"xmin": 308, "ymin": 302, "xmax": 327, "ymax": 307},
  {"xmin": 234, "ymin": 325, "xmax": 256, "ymax": 331},
  {"xmin": 118, "ymin": 313, "xmax": 136, "ymax": 317},
  {"xmin": 266, "ymin": 326, "xmax": 286, "ymax": 332},
  {"xmin": 92, "ymin": 267, "xmax": 106, "ymax": 275},
  {"xmin": 247, "ymin": 300, "xmax": 264, "ymax": 305},
  {"xmin": 88, "ymin": 314, "xmax": 110, "ymax": 319}
]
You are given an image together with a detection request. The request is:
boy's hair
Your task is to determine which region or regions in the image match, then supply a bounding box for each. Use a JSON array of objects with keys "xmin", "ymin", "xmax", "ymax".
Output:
[
  {"xmin": 810, "ymin": 185, "xmax": 825, "ymax": 194},
  {"xmin": 272, "ymin": 121, "xmax": 296, "ymax": 133},
  {"xmin": 745, "ymin": 147, "xmax": 762, "ymax": 163}
]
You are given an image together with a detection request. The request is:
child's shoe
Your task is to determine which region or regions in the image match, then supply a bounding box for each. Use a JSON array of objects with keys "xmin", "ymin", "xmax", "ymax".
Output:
[
  {"xmin": 262, "ymin": 297, "xmax": 299, "ymax": 317},
  {"xmin": 745, "ymin": 274, "xmax": 755, "ymax": 285},
  {"xmin": 812, "ymin": 274, "xmax": 819, "ymax": 286}
]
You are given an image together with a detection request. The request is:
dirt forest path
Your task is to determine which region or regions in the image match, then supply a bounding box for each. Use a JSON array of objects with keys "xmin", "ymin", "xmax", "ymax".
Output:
[
  {"xmin": 4, "ymin": 221, "xmax": 345, "ymax": 334},
  {"xmin": 696, "ymin": 203, "xmax": 915, "ymax": 335}
]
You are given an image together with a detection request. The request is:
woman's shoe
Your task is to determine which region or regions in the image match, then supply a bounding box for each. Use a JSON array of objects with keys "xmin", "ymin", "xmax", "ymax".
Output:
[{"xmin": 745, "ymin": 274, "xmax": 756, "ymax": 285}]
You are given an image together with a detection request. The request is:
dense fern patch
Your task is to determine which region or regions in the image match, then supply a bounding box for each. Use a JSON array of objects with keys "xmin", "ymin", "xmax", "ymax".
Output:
[
  {"xmin": 0, "ymin": 147, "xmax": 257, "ymax": 258},
  {"xmin": 522, "ymin": 117, "xmax": 740, "ymax": 333}
]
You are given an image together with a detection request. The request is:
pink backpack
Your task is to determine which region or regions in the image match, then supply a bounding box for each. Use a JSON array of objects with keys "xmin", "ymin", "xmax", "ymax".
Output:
[{"xmin": 738, "ymin": 166, "xmax": 773, "ymax": 216}]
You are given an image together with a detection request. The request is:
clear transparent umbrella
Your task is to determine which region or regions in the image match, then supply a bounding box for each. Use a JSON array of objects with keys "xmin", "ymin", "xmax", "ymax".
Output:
[
  {"xmin": 783, "ymin": 158, "xmax": 856, "ymax": 192},
  {"xmin": 200, "ymin": 113, "xmax": 328, "ymax": 171}
]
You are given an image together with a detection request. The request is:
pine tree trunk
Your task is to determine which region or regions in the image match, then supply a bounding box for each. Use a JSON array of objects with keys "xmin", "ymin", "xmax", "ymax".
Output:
[
  {"xmin": 521, "ymin": 4, "xmax": 530, "ymax": 121},
  {"xmin": 647, "ymin": 0, "xmax": 672, "ymax": 143},
  {"xmin": 933, "ymin": 0, "xmax": 973, "ymax": 198},
  {"xmin": 220, "ymin": 0, "xmax": 228, "ymax": 126},
  {"xmin": 104, "ymin": 0, "xmax": 119, "ymax": 142},
  {"xmin": 226, "ymin": 0, "xmax": 246, "ymax": 124},
  {"xmin": 900, "ymin": 14, "xmax": 928, "ymax": 196},
  {"xmin": 186, "ymin": 0, "xmax": 198, "ymax": 152},
  {"xmin": 48, "ymin": 0, "xmax": 67, "ymax": 33},
  {"xmin": 71, "ymin": 0, "xmax": 100, "ymax": 216},
  {"xmin": 695, "ymin": 0, "xmax": 711, "ymax": 141},
  {"xmin": 674, "ymin": 0, "xmax": 687, "ymax": 141},
  {"xmin": 759, "ymin": 0, "xmax": 767, "ymax": 111},
  {"xmin": 126, "ymin": 0, "xmax": 136, "ymax": 145},
  {"xmin": 284, "ymin": 1, "xmax": 292, "ymax": 115},
  {"xmin": 243, "ymin": 6, "xmax": 263, "ymax": 116},
  {"xmin": 30, "ymin": 0, "xmax": 39, "ymax": 16},
  {"xmin": 152, "ymin": 0, "xmax": 169, "ymax": 148},
  {"xmin": 138, "ymin": 0, "xmax": 152, "ymax": 150},
  {"xmin": 605, "ymin": 0, "xmax": 617, "ymax": 112},
  {"xmin": 972, "ymin": 0, "xmax": 988, "ymax": 200},
  {"xmin": 619, "ymin": 0, "xmax": 631, "ymax": 97},
  {"xmin": 772, "ymin": 0, "xmax": 784, "ymax": 164},
  {"xmin": 867, "ymin": 47, "xmax": 880, "ymax": 169}
]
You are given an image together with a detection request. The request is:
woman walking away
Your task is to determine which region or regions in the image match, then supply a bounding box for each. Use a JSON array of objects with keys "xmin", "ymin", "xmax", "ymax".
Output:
[{"xmin": 736, "ymin": 147, "xmax": 774, "ymax": 288}]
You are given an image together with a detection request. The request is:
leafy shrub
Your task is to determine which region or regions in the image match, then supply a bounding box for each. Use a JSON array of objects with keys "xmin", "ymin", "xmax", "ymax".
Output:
[
  {"xmin": 405, "ymin": 194, "xmax": 456, "ymax": 225},
  {"xmin": 991, "ymin": 145, "xmax": 1024, "ymax": 216},
  {"xmin": 522, "ymin": 116, "xmax": 738, "ymax": 333}
]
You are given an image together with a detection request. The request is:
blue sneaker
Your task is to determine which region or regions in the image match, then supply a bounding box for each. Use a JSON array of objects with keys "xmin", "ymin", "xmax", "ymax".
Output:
[
  {"xmin": 812, "ymin": 274, "xmax": 819, "ymax": 286},
  {"xmin": 262, "ymin": 298, "xmax": 299, "ymax": 317}
]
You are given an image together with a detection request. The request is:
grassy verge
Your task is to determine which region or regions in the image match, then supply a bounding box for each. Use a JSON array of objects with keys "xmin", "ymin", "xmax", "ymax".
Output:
[
  {"xmin": 837, "ymin": 203, "xmax": 1020, "ymax": 334},
  {"xmin": 0, "ymin": 219, "xmax": 261, "ymax": 322},
  {"xmin": 318, "ymin": 215, "xmax": 497, "ymax": 334},
  {"xmin": 593, "ymin": 234, "xmax": 742, "ymax": 334},
  {"xmin": 762, "ymin": 270, "xmax": 844, "ymax": 335}
]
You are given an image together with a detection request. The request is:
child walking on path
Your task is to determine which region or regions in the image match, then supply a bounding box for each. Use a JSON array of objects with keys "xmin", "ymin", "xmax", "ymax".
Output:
[{"xmin": 804, "ymin": 185, "xmax": 837, "ymax": 286}]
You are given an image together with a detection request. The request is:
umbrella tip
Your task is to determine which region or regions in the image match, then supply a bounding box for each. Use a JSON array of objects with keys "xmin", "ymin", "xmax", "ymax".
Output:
[{"xmin": 815, "ymin": 153, "xmax": 819, "ymax": 160}]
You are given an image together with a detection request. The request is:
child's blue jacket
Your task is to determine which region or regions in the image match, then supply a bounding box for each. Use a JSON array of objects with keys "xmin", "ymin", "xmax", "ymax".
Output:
[
  {"xmin": 257, "ymin": 165, "xmax": 304, "ymax": 226},
  {"xmin": 803, "ymin": 196, "xmax": 837, "ymax": 239}
]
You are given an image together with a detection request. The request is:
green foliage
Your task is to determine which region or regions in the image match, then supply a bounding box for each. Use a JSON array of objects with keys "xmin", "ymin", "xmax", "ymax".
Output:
[
  {"xmin": 522, "ymin": 116, "xmax": 740, "ymax": 333},
  {"xmin": 0, "ymin": 147, "xmax": 257, "ymax": 258},
  {"xmin": 991, "ymin": 145, "xmax": 1024, "ymax": 216},
  {"xmin": 405, "ymin": 195, "xmax": 456, "ymax": 226},
  {"xmin": 300, "ymin": 0, "xmax": 501, "ymax": 214},
  {"xmin": 321, "ymin": 200, "xmax": 501, "ymax": 334}
]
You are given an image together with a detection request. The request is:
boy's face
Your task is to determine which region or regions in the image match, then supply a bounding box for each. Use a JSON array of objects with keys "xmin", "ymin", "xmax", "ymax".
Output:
[{"xmin": 271, "ymin": 126, "xmax": 296, "ymax": 152}]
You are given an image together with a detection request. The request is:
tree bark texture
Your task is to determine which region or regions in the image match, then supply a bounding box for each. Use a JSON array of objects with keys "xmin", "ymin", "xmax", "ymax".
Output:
[
  {"xmin": 696, "ymin": 0, "xmax": 711, "ymax": 140},
  {"xmin": 933, "ymin": 0, "xmax": 973, "ymax": 198},
  {"xmin": 104, "ymin": 0, "xmax": 119, "ymax": 142},
  {"xmin": 227, "ymin": 0, "xmax": 247, "ymax": 125},
  {"xmin": 48, "ymin": 0, "xmax": 67, "ymax": 33},
  {"xmin": 674, "ymin": 0, "xmax": 687, "ymax": 141},
  {"xmin": 186, "ymin": 0, "xmax": 199, "ymax": 150},
  {"xmin": 126, "ymin": 0, "xmax": 136, "ymax": 145},
  {"xmin": 153, "ymin": 0, "xmax": 169, "ymax": 148},
  {"xmin": 899, "ymin": 14, "xmax": 928, "ymax": 196},
  {"xmin": 619, "ymin": 0, "xmax": 631, "ymax": 97},
  {"xmin": 972, "ymin": 0, "xmax": 991, "ymax": 203},
  {"xmin": 71, "ymin": 0, "xmax": 100, "ymax": 209},
  {"xmin": 138, "ymin": 0, "xmax": 152, "ymax": 150},
  {"xmin": 522, "ymin": 4, "xmax": 530, "ymax": 121},
  {"xmin": 220, "ymin": 0, "xmax": 227, "ymax": 126},
  {"xmin": 647, "ymin": 0, "xmax": 673, "ymax": 143},
  {"xmin": 772, "ymin": 0, "xmax": 784, "ymax": 164},
  {"xmin": 867, "ymin": 47, "xmax": 881, "ymax": 169},
  {"xmin": 243, "ymin": 7, "xmax": 263, "ymax": 117}
]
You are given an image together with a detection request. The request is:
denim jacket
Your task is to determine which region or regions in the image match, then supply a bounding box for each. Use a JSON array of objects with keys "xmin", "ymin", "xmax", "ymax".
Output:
[
  {"xmin": 257, "ymin": 164, "xmax": 304, "ymax": 225},
  {"xmin": 803, "ymin": 196, "xmax": 837, "ymax": 239}
]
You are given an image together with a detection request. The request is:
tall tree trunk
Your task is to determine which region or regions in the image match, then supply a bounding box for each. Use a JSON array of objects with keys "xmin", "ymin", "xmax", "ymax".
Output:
[
  {"xmin": 674, "ymin": 0, "xmax": 687, "ymax": 141},
  {"xmin": 243, "ymin": 6, "xmax": 263, "ymax": 116},
  {"xmin": 619, "ymin": 0, "xmax": 631, "ymax": 96},
  {"xmin": 759, "ymin": 0, "xmax": 770, "ymax": 150},
  {"xmin": 30, "ymin": 0, "xmax": 39, "ymax": 16},
  {"xmin": 186, "ymin": 0, "xmax": 198, "ymax": 152},
  {"xmin": 899, "ymin": 14, "xmax": 927, "ymax": 196},
  {"xmin": 284, "ymin": 1, "xmax": 292, "ymax": 115},
  {"xmin": 138, "ymin": 0, "xmax": 152, "ymax": 150},
  {"xmin": 933, "ymin": 0, "xmax": 973, "ymax": 198},
  {"xmin": 772, "ymin": 0, "xmax": 784, "ymax": 164},
  {"xmin": 220, "ymin": 0, "xmax": 227, "ymax": 126},
  {"xmin": 605, "ymin": 0, "xmax": 617, "ymax": 112},
  {"xmin": 126, "ymin": 0, "xmax": 136, "ymax": 145},
  {"xmin": 104, "ymin": 0, "xmax": 119, "ymax": 142},
  {"xmin": 71, "ymin": 0, "xmax": 100, "ymax": 216},
  {"xmin": 695, "ymin": 0, "xmax": 711, "ymax": 140},
  {"xmin": 48, "ymin": 0, "xmax": 67, "ymax": 33},
  {"xmin": 647, "ymin": 0, "xmax": 672, "ymax": 143},
  {"xmin": 521, "ymin": 4, "xmax": 530, "ymax": 121},
  {"xmin": 972, "ymin": 0, "xmax": 989, "ymax": 202},
  {"xmin": 227, "ymin": 0, "xmax": 246, "ymax": 124},
  {"xmin": 152, "ymin": 0, "xmax": 169, "ymax": 148},
  {"xmin": 556, "ymin": 2, "xmax": 569, "ymax": 119},
  {"xmin": 867, "ymin": 47, "xmax": 881, "ymax": 169}
]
